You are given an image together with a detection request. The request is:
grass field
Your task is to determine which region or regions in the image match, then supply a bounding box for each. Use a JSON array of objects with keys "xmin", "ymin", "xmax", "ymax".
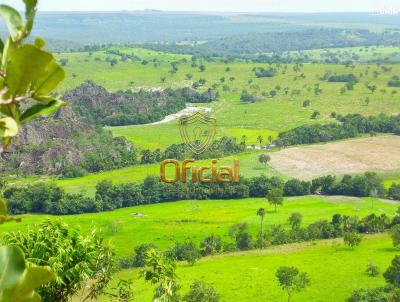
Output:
[
  {"xmin": 54, "ymin": 46, "xmax": 400, "ymax": 151},
  {"xmin": 1, "ymin": 196, "xmax": 397, "ymax": 257},
  {"xmin": 9, "ymin": 151, "xmax": 283, "ymax": 196},
  {"xmin": 110, "ymin": 234, "xmax": 395, "ymax": 302},
  {"xmin": 269, "ymin": 135, "xmax": 400, "ymax": 180}
]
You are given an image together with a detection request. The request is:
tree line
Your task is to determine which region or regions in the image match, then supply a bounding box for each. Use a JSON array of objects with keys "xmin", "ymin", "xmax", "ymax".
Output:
[
  {"xmin": 5, "ymin": 171, "xmax": 398, "ymax": 216},
  {"xmin": 275, "ymin": 113, "xmax": 400, "ymax": 147}
]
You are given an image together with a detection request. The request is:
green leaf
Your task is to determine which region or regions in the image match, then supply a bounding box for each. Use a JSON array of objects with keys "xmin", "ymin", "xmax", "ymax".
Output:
[
  {"xmin": 0, "ymin": 39, "xmax": 3, "ymax": 55},
  {"xmin": 23, "ymin": 0, "xmax": 38, "ymax": 36},
  {"xmin": 32, "ymin": 60, "xmax": 65, "ymax": 97},
  {"xmin": 0, "ymin": 117, "xmax": 18, "ymax": 138},
  {"xmin": 5, "ymin": 45, "xmax": 53, "ymax": 97},
  {"xmin": 0, "ymin": 245, "xmax": 54, "ymax": 302},
  {"xmin": 0, "ymin": 245, "xmax": 25, "ymax": 292},
  {"xmin": 0, "ymin": 5, "xmax": 23, "ymax": 41},
  {"xmin": 20, "ymin": 99, "xmax": 65, "ymax": 124}
]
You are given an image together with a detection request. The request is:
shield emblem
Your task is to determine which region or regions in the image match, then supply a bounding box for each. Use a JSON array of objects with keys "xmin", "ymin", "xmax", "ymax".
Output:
[{"xmin": 179, "ymin": 112, "xmax": 216, "ymax": 154}]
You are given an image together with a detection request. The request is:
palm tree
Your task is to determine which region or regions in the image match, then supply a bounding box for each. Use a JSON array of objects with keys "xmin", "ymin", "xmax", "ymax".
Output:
[{"xmin": 257, "ymin": 208, "xmax": 266, "ymax": 249}]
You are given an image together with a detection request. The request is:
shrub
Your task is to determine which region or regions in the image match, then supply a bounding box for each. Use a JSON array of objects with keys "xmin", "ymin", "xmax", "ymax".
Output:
[{"xmin": 184, "ymin": 281, "xmax": 219, "ymax": 302}]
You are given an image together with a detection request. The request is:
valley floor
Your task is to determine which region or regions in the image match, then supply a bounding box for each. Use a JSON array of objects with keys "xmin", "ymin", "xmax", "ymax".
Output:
[{"xmin": 108, "ymin": 234, "xmax": 395, "ymax": 302}]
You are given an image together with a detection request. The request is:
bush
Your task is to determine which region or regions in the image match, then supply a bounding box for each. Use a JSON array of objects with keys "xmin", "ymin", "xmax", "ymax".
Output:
[
  {"xmin": 184, "ymin": 281, "xmax": 219, "ymax": 302},
  {"xmin": 167, "ymin": 241, "xmax": 201, "ymax": 266},
  {"xmin": 200, "ymin": 235, "xmax": 223, "ymax": 256},
  {"xmin": 344, "ymin": 232, "xmax": 362, "ymax": 249},
  {"xmin": 347, "ymin": 288, "xmax": 387, "ymax": 302},
  {"xmin": 133, "ymin": 243, "xmax": 158, "ymax": 267},
  {"xmin": 365, "ymin": 262, "xmax": 380, "ymax": 277}
]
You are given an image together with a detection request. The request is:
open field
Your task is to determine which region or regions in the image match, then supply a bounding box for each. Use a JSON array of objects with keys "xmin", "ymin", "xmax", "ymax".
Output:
[
  {"xmin": 110, "ymin": 234, "xmax": 395, "ymax": 302},
  {"xmin": 1, "ymin": 196, "xmax": 397, "ymax": 257},
  {"xmin": 54, "ymin": 46, "xmax": 400, "ymax": 149},
  {"xmin": 269, "ymin": 135, "xmax": 400, "ymax": 180},
  {"xmin": 14, "ymin": 151, "xmax": 279, "ymax": 196}
]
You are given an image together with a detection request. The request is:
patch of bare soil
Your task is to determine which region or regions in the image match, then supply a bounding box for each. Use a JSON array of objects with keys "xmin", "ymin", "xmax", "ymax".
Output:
[{"xmin": 269, "ymin": 135, "xmax": 400, "ymax": 179}]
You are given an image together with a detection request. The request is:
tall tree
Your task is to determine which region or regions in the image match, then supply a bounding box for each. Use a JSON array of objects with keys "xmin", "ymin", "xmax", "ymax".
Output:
[
  {"xmin": 276, "ymin": 266, "xmax": 310, "ymax": 302},
  {"xmin": 257, "ymin": 208, "xmax": 266, "ymax": 249},
  {"xmin": 267, "ymin": 188, "xmax": 284, "ymax": 212}
]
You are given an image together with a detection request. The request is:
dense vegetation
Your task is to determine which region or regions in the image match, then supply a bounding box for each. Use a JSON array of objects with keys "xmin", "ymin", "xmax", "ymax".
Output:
[
  {"xmin": 4, "ymin": 171, "xmax": 391, "ymax": 215},
  {"xmin": 139, "ymin": 29, "xmax": 400, "ymax": 59},
  {"xmin": 65, "ymin": 81, "xmax": 219, "ymax": 126},
  {"xmin": 275, "ymin": 113, "xmax": 400, "ymax": 147}
]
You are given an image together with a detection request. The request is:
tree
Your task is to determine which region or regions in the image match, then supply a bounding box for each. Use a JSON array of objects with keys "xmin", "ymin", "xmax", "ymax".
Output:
[
  {"xmin": 143, "ymin": 249, "xmax": 180, "ymax": 302},
  {"xmin": 384, "ymin": 255, "xmax": 400, "ymax": 288},
  {"xmin": 344, "ymin": 232, "xmax": 362, "ymax": 250},
  {"xmin": 267, "ymin": 188, "xmax": 284, "ymax": 212},
  {"xmin": 229, "ymin": 223, "xmax": 252, "ymax": 251},
  {"xmin": 184, "ymin": 281, "xmax": 219, "ymax": 302},
  {"xmin": 258, "ymin": 153, "xmax": 271, "ymax": 167},
  {"xmin": 275, "ymin": 266, "xmax": 310, "ymax": 302},
  {"xmin": 257, "ymin": 208, "xmax": 266, "ymax": 249},
  {"xmin": 3, "ymin": 220, "xmax": 114, "ymax": 302},
  {"xmin": 391, "ymin": 225, "xmax": 400, "ymax": 249},
  {"xmin": 288, "ymin": 212, "xmax": 303, "ymax": 230}
]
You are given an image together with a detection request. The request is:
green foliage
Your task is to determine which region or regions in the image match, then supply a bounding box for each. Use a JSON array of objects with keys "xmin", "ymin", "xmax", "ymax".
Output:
[
  {"xmin": 184, "ymin": 281, "xmax": 219, "ymax": 302},
  {"xmin": 347, "ymin": 288, "xmax": 388, "ymax": 302},
  {"xmin": 0, "ymin": 245, "xmax": 54, "ymax": 302},
  {"xmin": 275, "ymin": 266, "xmax": 310, "ymax": 302},
  {"xmin": 166, "ymin": 241, "xmax": 201, "ymax": 266},
  {"xmin": 105, "ymin": 279, "xmax": 135, "ymax": 302},
  {"xmin": 288, "ymin": 212, "xmax": 303, "ymax": 230},
  {"xmin": 0, "ymin": 0, "xmax": 65, "ymax": 147},
  {"xmin": 2, "ymin": 220, "xmax": 114, "ymax": 302},
  {"xmin": 384, "ymin": 255, "xmax": 400, "ymax": 288},
  {"xmin": 200, "ymin": 235, "xmax": 223, "ymax": 256},
  {"xmin": 143, "ymin": 249, "xmax": 180, "ymax": 302},
  {"xmin": 267, "ymin": 188, "xmax": 284, "ymax": 212},
  {"xmin": 132, "ymin": 243, "xmax": 158, "ymax": 267},
  {"xmin": 390, "ymin": 225, "xmax": 400, "ymax": 249},
  {"xmin": 344, "ymin": 232, "xmax": 363, "ymax": 250},
  {"xmin": 365, "ymin": 261, "xmax": 380, "ymax": 277}
]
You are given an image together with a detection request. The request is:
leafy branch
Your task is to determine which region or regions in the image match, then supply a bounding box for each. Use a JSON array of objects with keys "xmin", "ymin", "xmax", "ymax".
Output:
[{"xmin": 0, "ymin": 0, "xmax": 65, "ymax": 149}]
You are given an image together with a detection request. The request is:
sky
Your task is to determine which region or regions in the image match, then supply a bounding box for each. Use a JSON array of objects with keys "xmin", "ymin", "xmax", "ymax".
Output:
[{"xmin": 2, "ymin": 0, "xmax": 400, "ymax": 13}]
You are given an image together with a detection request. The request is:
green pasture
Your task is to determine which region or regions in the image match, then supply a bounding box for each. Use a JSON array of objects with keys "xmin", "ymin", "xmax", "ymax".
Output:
[
  {"xmin": 1, "ymin": 196, "xmax": 397, "ymax": 257},
  {"xmin": 112, "ymin": 234, "xmax": 396, "ymax": 302},
  {"xmin": 54, "ymin": 46, "xmax": 400, "ymax": 152}
]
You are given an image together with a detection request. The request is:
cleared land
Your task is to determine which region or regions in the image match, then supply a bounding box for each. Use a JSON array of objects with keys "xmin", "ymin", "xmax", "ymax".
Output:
[{"xmin": 269, "ymin": 135, "xmax": 400, "ymax": 179}]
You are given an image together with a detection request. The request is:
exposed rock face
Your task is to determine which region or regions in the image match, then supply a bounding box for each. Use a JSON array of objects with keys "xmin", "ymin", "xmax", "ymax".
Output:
[{"xmin": 0, "ymin": 93, "xmax": 135, "ymax": 176}]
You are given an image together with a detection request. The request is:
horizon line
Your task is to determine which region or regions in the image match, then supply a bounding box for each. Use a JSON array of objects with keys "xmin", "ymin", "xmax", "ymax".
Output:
[{"xmin": 33, "ymin": 10, "xmax": 380, "ymax": 14}]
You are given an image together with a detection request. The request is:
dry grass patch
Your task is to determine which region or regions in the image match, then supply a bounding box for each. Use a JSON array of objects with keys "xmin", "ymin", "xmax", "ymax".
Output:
[{"xmin": 269, "ymin": 135, "xmax": 400, "ymax": 179}]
